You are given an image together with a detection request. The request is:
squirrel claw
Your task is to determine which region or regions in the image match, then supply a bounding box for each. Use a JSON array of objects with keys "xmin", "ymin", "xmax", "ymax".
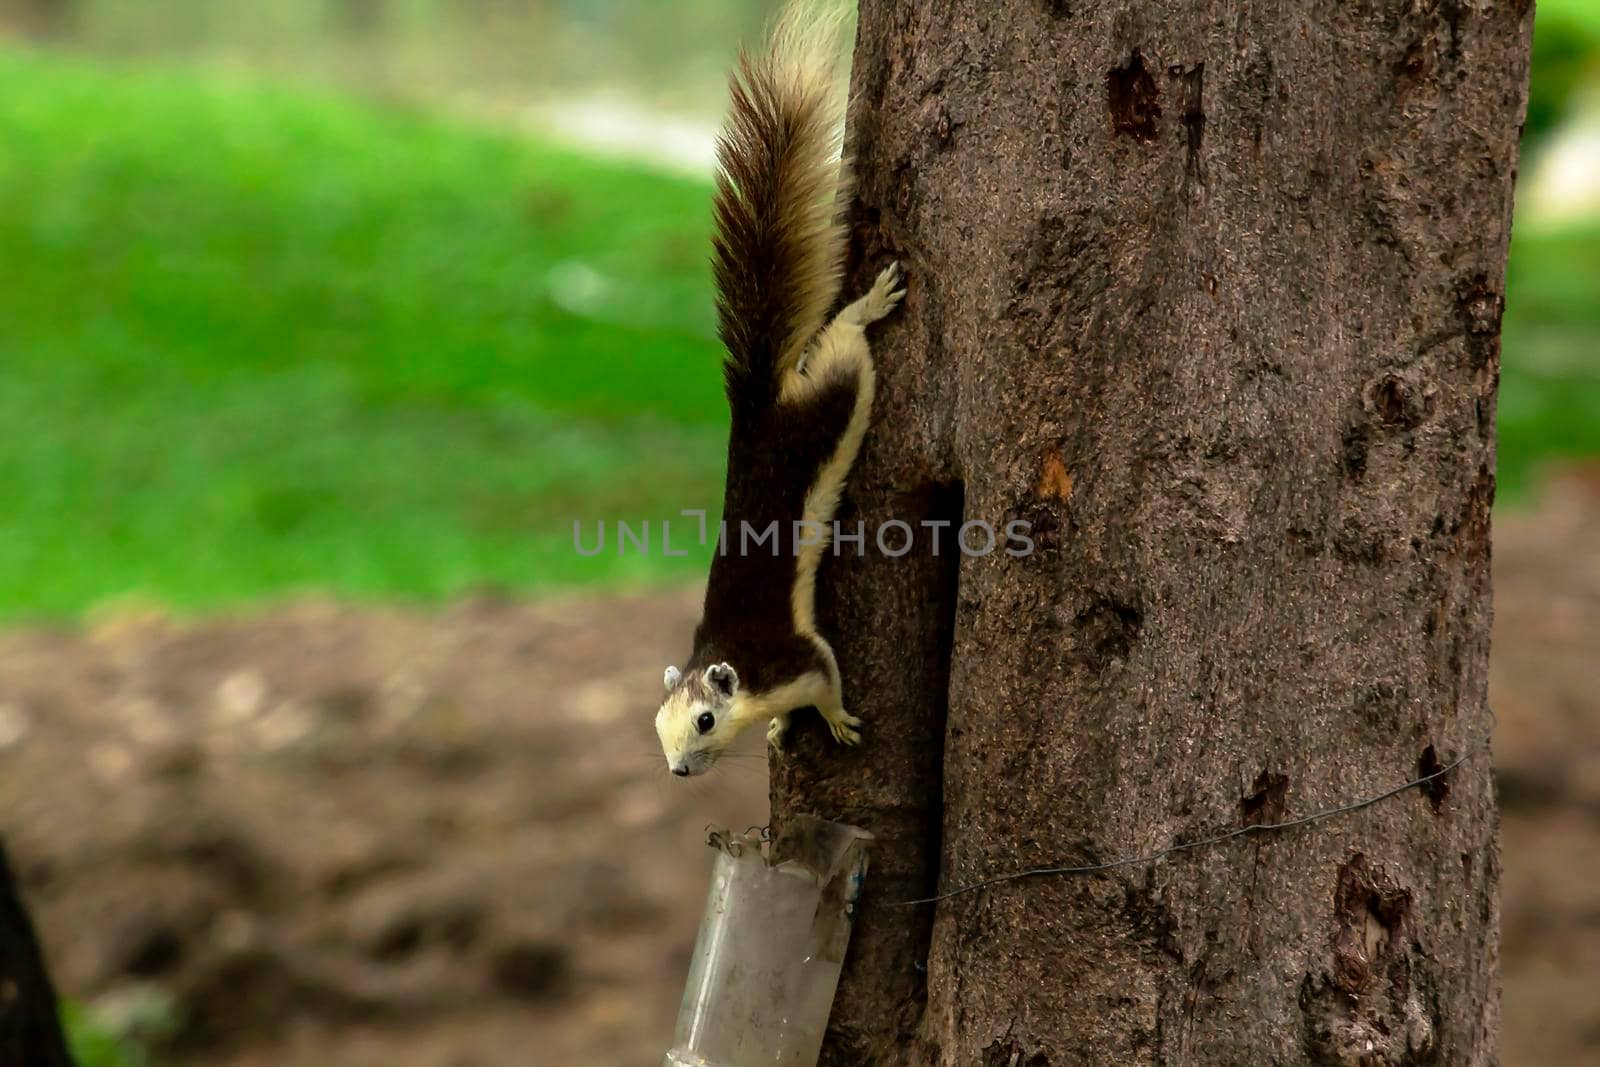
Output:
[
  {"xmin": 767, "ymin": 714, "xmax": 791, "ymax": 752},
  {"xmin": 826, "ymin": 710, "xmax": 864, "ymax": 747}
]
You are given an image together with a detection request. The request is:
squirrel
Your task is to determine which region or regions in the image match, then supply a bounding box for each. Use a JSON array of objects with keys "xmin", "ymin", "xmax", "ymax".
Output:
[{"xmin": 655, "ymin": 1, "xmax": 905, "ymax": 778}]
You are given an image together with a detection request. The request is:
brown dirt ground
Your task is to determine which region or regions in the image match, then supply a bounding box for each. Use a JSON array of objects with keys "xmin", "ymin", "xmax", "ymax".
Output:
[{"xmin": 2, "ymin": 472, "xmax": 1597, "ymax": 1066}]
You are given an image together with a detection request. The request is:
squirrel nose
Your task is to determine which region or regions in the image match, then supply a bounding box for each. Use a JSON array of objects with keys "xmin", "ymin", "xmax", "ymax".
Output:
[{"xmin": 671, "ymin": 765, "xmax": 691, "ymax": 777}]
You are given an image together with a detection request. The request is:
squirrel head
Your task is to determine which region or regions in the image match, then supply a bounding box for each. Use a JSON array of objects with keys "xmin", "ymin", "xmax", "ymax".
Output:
[{"xmin": 655, "ymin": 661, "xmax": 742, "ymax": 777}]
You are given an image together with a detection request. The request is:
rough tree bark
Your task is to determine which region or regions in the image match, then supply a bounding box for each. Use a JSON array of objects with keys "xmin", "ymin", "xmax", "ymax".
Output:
[
  {"xmin": 771, "ymin": 1, "xmax": 1531, "ymax": 1063},
  {"xmin": 0, "ymin": 843, "xmax": 74, "ymax": 1067}
]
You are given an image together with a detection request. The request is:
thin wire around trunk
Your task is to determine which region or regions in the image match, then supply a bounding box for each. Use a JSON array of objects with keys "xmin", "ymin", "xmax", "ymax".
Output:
[{"xmin": 889, "ymin": 708, "xmax": 1496, "ymax": 907}]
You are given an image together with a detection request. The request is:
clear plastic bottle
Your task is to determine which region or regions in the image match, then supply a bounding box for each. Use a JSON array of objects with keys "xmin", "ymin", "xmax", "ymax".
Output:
[{"xmin": 663, "ymin": 816, "xmax": 873, "ymax": 1067}]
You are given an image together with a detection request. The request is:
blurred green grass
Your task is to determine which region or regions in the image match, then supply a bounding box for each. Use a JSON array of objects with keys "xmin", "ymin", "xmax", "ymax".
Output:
[
  {"xmin": 0, "ymin": 46, "xmax": 1595, "ymax": 620},
  {"xmin": 0, "ymin": 47, "xmax": 727, "ymax": 619},
  {"xmin": 1501, "ymin": 225, "xmax": 1600, "ymax": 493},
  {"xmin": 63, "ymin": 996, "xmax": 167, "ymax": 1067}
]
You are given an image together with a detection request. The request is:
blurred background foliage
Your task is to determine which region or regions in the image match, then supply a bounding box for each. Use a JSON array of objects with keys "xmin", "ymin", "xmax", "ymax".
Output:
[{"xmin": 0, "ymin": 0, "xmax": 1595, "ymax": 620}]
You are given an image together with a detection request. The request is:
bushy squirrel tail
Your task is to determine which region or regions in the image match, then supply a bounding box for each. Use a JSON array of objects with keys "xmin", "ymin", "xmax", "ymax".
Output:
[{"xmin": 711, "ymin": 1, "xmax": 852, "ymax": 418}]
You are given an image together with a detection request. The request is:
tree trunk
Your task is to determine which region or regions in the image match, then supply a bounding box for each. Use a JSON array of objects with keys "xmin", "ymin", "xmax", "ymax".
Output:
[
  {"xmin": 0, "ymin": 843, "xmax": 74, "ymax": 1067},
  {"xmin": 771, "ymin": 2, "xmax": 1531, "ymax": 1063}
]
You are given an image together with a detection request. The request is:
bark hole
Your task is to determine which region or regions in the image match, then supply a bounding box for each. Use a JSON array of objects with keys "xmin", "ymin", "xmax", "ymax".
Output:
[
  {"xmin": 1370, "ymin": 373, "xmax": 1432, "ymax": 430},
  {"xmin": 1393, "ymin": 35, "xmax": 1435, "ymax": 96},
  {"xmin": 1332, "ymin": 854, "xmax": 1412, "ymax": 996},
  {"xmin": 1241, "ymin": 769, "xmax": 1290, "ymax": 826},
  {"xmin": 1417, "ymin": 745, "xmax": 1450, "ymax": 813},
  {"xmin": 1107, "ymin": 50, "xmax": 1161, "ymax": 142},
  {"xmin": 1070, "ymin": 594, "xmax": 1143, "ymax": 672}
]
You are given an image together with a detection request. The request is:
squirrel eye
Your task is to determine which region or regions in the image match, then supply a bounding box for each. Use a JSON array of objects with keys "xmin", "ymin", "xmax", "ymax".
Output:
[{"xmin": 696, "ymin": 711, "xmax": 716, "ymax": 735}]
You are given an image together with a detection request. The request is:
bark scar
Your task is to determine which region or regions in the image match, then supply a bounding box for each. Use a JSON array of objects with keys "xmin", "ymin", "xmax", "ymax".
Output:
[
  {"xmin": 1035, "ymin": 448, "xmax": 1075, "ymax": 501},
  {"xmin": 1107, "ymin": 50, "xmax": 1161, "ymax": 142},
  {"xmin": 1172, "ymin": 62, "xmax": 1206, "ymax": 185}
]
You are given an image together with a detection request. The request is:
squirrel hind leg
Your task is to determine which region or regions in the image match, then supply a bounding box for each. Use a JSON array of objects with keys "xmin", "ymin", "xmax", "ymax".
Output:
[
  {"xmin": 780, "ymin": 262, "xmax": 904, "ymax": 400},
  {"xmin": 810, "ymin": 643, "xmax": 862, "ymax": 746},
  {"xmin": 840, "ymin": 261, "xmax": 906, "ymax": 328}
]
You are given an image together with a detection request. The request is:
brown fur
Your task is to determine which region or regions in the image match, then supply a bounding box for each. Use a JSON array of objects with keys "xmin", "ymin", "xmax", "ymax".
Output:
[
  {"xmin": 657, "ymin": 4, "xmax": 905, "ymax": 775},
  {"xmin": 711, "ymin": 2, "xmax": 850, "ymax": 415}
]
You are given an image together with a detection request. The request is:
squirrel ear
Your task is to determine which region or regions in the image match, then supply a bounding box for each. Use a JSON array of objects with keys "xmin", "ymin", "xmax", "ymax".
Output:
[
  {"xmin": 663, "ymin": 665, "xmax": 681, "ymax": 691},
  {"xmin": 705, "ymin": 662, "xmax": 739, "ymax": 698}
]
